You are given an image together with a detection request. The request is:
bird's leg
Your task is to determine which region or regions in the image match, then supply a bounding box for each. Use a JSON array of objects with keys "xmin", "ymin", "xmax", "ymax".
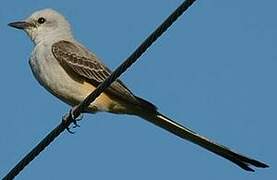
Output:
[
  {"xmin": 62, "ymin": 113, "xmax": 76, "ymax": 134},
  {"xmin": 69, "ymin": 106, "xmax": 82, "ymax": 128},
  {"xmin": 62, "ymin": 106, "xmax": 83, "ymax": 133}
]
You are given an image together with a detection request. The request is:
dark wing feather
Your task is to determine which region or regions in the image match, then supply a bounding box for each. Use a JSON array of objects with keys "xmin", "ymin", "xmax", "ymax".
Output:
[{"xmin": 51, "ymin": 40, "xmax": 140, "ymax": 105}]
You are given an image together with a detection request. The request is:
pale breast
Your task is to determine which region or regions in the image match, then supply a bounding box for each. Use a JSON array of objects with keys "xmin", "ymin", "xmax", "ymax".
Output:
[{"xmin": 29, "ymin": 42, "xmax": 122, "ymax": 113}]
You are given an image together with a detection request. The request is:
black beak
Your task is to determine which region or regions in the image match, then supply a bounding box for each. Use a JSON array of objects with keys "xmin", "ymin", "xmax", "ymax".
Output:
[{"xmin": 8, "ymin": 21, "xmax": 34, "ymax": 30}]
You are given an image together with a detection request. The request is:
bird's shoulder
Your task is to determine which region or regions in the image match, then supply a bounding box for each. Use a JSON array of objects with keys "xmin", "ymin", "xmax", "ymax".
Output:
[{"xmin": 51, "ymin": 40, "xmax": 98, "ymax": 61}]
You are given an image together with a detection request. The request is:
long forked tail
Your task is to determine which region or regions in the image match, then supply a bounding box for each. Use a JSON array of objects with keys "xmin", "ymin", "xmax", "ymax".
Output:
[{"xmin": 139, "ymin": 111, "xmax": 268, "ymax": 171}]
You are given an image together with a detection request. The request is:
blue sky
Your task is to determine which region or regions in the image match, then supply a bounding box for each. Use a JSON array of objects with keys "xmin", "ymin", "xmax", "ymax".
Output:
[{"xmin": 1, "ymin": 0, "xmax": 276, "ymax": 179}]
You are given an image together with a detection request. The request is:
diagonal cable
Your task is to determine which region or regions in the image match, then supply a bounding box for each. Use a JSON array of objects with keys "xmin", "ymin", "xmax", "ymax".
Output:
[{"xmin": 2, "ymin": 0, "xmax": 196, "ymax": 179}]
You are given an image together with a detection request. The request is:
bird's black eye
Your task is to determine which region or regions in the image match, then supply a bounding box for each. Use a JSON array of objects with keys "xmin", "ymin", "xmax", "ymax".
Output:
[{"xmin": 38, "ymin": 17, "xmax": 46, "ymax": 24}]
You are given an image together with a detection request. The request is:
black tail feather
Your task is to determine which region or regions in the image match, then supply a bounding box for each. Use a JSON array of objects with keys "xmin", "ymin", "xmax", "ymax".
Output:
[{"xmin": 138, "ymin": 111, "xmax": 269, "ymax": 172}]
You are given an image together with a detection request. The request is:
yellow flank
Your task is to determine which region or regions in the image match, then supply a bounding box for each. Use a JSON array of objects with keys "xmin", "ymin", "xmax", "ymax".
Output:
[
  {"xmin": 80, "ymin": 81, "xmax": 129, "ymax": 113},
  {"xmin": 79, "ymin": 81, "xmax": 112, "ymax": 111}
]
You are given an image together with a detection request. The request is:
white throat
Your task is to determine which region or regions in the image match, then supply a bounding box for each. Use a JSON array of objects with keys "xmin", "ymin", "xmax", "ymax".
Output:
[{"xmin": 29, "ymin": 28, "xmax": 74, "ymax": 45}]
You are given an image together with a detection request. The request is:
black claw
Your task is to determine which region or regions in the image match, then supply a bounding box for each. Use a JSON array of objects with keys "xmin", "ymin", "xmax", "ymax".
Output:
[
  {"xmin": 76, "ymin": 114, "xmax": 84, "ymax": 122},
  {"xmin": 72, "ymin": 121, "xmax": 80, "ymax": 128},
  {"xmin": 66, "ymin": 126, "xmax": 75, "ymax": 134}
]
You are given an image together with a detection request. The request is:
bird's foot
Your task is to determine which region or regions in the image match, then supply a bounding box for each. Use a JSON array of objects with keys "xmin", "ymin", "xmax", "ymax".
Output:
[{"xmin": 63, "ymin": 106, "xmax": 83, "ymax": 134}]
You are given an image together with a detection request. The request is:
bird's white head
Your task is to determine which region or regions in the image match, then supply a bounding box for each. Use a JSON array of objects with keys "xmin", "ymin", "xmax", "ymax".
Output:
[{"xmin": 9, "ymin": 8, "xmax": 73, "ymax": 44}]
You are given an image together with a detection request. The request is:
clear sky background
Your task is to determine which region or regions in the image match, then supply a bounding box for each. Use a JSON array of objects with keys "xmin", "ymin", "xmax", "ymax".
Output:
[{"xmin": 0, "ymin": 0, "xmax": 276, "ymax": 179}]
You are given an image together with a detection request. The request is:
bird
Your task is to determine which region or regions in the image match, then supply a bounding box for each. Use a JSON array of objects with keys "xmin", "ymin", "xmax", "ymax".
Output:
[{"xmin": 8, "ymin": 8, "xmax": 268, "ymax": 172}]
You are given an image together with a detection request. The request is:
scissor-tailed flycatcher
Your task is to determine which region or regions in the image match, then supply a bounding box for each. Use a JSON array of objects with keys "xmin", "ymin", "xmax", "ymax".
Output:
[{"xmin": 9, "ymin": 8, "xmax": 268, "ymax": 171}]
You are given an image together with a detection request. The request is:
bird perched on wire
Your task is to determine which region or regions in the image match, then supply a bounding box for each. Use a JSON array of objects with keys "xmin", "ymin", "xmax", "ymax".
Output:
[{"xmin": 9, "ymin": 8, "xmax": 268, "ymax": 172}]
